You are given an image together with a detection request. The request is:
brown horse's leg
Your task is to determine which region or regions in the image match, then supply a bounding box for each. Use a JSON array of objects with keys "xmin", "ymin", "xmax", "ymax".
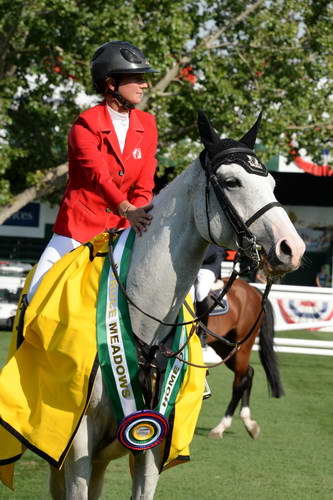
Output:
[
  {"xmin": 239, "ymin": 366, "xmax": 260, "ymax": 439},
  {"xmin": 240, "ymin": 365, "xmax": 254, "ymax": 410},
  {"xmin": 207, "ymin": 279, "xmax": 265, "ymax": 440},
  {"xmin": 208, "ymin": 363, "xmax": 253, "ymax": 439}
]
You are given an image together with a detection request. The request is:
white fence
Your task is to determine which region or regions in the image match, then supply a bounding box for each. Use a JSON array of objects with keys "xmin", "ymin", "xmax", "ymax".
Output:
[
  {"xmin": 221, "ymin": 265, "xmax": 333, "ymax": 356},
  {"xmin": 253, "ymin": 337, "xmax": 333, "ymax": 356},
  {"xmin": 252, "ymin": 283, "xmax": 333, "ymax": 355},
  {"xmin": 222, "ymin": 262, "xmax": 333, "ymax": 332}
]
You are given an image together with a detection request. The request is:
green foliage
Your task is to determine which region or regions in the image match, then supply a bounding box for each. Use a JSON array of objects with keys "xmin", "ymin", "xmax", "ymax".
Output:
[{"xmin": 0, "ymin": 0, "xmax": 332, "ymax": 205}]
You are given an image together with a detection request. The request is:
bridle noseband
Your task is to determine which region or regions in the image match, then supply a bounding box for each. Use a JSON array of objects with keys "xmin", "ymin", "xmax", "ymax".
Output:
[{"xmin": 202, "ymin": 147, "xmax": 282, "ymax": 270}]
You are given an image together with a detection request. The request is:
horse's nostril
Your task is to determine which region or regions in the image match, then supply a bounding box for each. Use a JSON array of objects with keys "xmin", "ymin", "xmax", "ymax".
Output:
[{"xmin": 280, "ymin": 239, "xmax": 292, "ymax": 257}]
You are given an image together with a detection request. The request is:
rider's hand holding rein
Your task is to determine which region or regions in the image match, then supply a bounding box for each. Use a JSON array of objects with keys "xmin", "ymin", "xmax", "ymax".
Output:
[{"xmin": 118, "ymin": 201, "xmax": 153, "ymax": 236}]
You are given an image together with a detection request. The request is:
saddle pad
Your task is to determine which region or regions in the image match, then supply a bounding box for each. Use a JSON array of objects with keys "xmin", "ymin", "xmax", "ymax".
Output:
[{"xmin": 209, "ymin": 290, "xmax": 229, "ymax": 317}]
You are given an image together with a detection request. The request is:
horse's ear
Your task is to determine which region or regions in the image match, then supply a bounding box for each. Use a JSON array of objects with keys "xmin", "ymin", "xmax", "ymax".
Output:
[
  {"xmin": 197, "ymin": 110, "xmax": 220, "ymax": 150},
  {"xmin": 239, "ymin": 112, "xmax": 262, "ymax": 149}
]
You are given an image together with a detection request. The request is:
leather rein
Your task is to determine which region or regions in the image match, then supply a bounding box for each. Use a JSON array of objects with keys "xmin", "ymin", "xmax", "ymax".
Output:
[{"xmin": 108, "ymin": 146, "xmax": 279, "ymax": 368}]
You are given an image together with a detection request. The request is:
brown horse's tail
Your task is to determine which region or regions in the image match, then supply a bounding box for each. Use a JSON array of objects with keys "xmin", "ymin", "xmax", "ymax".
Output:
[{"xmin": 258, "ymin": 299, "xmax": 285, "ymax": 398}]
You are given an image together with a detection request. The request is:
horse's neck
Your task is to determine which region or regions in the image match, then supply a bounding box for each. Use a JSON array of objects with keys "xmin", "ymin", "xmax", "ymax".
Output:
[{"xmin": 127, "ymin": 162, "xmax": 208, "ymax": 345}]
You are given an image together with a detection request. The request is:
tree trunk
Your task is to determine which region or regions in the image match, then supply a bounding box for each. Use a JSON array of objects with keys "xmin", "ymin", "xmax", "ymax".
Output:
[{"xmin": 0, "ymin": 163, "xmax": 68, "ymax": 224}]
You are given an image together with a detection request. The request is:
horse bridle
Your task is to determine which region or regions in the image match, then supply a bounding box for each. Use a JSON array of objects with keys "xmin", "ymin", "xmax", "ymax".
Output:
[
  {"xmin": 201, "ymin": 147, "xmax": 282, "ymax": 269},
  {"xmin": 107, "ymin": 146, "xmax": 281, "ymax": 367},
  {"xmin": 159, "ymin": 147, "xmax": 281, "ymax": 367}
]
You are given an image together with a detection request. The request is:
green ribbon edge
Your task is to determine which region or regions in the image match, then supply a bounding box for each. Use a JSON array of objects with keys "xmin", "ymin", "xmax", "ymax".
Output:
[{"xmin": 156, "ymin": 308, "xmax": 188, "ymax": 418}]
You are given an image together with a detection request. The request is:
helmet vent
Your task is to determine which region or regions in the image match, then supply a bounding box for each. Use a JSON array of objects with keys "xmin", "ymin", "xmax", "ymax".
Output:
[{"xmin": 120, "ymin": 48, "xmax": 143, "ymax": 64}]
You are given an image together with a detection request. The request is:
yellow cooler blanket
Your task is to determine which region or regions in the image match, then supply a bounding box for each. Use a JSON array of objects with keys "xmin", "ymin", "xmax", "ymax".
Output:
[{"xmin": 0, "ymin": 231, "xmax": 205, "ymax": 489}]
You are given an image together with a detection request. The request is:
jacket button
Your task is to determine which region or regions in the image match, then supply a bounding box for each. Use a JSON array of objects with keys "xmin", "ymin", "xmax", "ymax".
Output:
[
  {"xmin": 105, "ymin": 208, "xmax": 112, "ymax": 213},
  {"xmin": 119, "ymin": 171, "xmax": 124, "ymax": 176}
]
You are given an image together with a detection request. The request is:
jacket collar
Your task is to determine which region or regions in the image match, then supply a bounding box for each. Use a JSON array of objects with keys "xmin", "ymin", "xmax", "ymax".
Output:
[
  {"xmin": 98, "ymin": 101, "xmax": 144, "ymax": 166},
  {"xmin": 98, "ymin": 100, "xmax": 145, "ymax": 132}
]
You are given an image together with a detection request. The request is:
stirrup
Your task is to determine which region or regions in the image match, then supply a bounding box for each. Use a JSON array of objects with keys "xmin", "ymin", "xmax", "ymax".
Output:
[{"xmin": 203, "ymin": 378, "xmax": 212, "ymax": 400}]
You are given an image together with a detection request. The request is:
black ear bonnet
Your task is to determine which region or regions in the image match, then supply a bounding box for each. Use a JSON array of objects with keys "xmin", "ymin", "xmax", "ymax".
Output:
[{"xmin": 198, "ymin": 110, "xmax": 268, "ymax": 177}]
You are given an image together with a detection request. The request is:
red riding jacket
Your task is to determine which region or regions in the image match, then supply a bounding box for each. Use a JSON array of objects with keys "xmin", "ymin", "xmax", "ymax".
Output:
[{"xmin": 53, "ymin": 101, "xmax": 158, "ymax": 242}]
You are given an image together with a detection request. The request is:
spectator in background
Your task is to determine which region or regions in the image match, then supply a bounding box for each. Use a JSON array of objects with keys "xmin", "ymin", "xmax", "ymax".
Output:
[
  {"xmin": 316, "ymin": 265, "xmax": 331, "ymax": 287},
  {"xmin": 255, "ymin": 268, "xmax": 267, "ymax": 284}
]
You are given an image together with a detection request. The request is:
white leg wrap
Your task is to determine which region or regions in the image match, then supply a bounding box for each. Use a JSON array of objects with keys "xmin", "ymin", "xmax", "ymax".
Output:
[
  {"xmin": 240, "ymin": 406, "xmax": 260, "ymax": 439},
  {"xmin": 208, "ymin": 416, "xmax": 232, "ymax": 439},
  {"xmin": 240, "ymin": 407, "xmax": 251, "ymax": 420}
]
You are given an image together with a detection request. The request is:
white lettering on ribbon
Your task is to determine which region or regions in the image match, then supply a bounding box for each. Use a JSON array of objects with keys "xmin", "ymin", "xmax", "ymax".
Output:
[{"xmin": 105, "ymin": 229, "xmax": 137, "ymax": 415}]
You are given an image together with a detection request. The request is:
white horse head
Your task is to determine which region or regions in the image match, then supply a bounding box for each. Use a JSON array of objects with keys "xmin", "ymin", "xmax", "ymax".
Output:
[{"xmin": 193, "ymin": 110, "xmax": 305, "ymax": 275}]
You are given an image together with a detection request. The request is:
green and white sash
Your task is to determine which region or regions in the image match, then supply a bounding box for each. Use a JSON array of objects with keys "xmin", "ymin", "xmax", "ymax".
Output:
[{"xmin": 96, "ymin": 229, "xmax": 189, "ymax": 450}]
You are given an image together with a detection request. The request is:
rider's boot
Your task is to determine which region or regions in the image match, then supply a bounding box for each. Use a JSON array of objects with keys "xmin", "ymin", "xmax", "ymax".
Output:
[
  {"xmin": 195, "ymin": 296, "xmax": 211, "ymax": 346},
  {"xmin": 195, "ymin": 296, "xmax": 222, "ymax": 396}
]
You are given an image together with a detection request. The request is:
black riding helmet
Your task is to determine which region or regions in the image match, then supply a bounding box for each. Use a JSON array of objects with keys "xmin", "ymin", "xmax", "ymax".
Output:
[{"xmin": 91, "ymin": 41, "xmax": 158, "ymax": 95}]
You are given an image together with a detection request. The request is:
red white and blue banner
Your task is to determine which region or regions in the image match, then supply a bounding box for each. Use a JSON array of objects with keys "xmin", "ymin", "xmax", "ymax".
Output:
[{"xmin": 252, "ymin": 283, "xmax": 333, "ymax": 331}]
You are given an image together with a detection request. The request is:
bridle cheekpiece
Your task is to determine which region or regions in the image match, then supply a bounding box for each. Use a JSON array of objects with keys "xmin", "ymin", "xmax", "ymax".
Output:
[{"xmin": 200, "ymin": 146, "xmax": 281, "ymax": 271}]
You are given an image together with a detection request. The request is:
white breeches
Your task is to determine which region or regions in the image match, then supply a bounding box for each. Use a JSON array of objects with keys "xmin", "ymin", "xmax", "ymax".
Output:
[
  {"xmin": 27, "ymin": 233, "xmax": 81, "ymax": 302},
  {"xmin": 194, "ymin": 268, "xmax": 216, "ymax": 303}
]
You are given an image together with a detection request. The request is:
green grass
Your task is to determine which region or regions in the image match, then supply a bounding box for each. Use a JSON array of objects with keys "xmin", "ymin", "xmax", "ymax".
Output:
[
  {"xmin": 0, "ymin": 329, "xmax": 333, "ymax": 499},
  {"xmin": 276, "ymin": 328, "xmax": 333, "ymax": 342}
]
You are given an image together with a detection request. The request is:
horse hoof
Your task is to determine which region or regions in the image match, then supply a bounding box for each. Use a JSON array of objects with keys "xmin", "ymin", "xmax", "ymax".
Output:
[
  {"xmin": 247, "ymin": 423, "xmax": 260, "ymax": 440},
  {"xmin": 208, "ymin": 429, "xmax": 224, "ymax": 439}
]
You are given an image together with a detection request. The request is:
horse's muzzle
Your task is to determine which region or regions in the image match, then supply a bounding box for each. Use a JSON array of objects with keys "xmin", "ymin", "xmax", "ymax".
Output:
[{"xmin": 264, "ymin": 237, "xmax": 305, "ymax": 275}]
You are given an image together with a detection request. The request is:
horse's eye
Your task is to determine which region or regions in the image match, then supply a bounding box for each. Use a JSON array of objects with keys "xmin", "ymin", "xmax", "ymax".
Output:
[{"xmin": 225, "ymin": 177, "xmax": 241, "ymax": 189}]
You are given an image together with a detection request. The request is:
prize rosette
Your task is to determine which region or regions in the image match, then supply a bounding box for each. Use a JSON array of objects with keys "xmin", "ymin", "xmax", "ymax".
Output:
[{"xmin": 117, "ymin": 410, "xmax": 169, "ymax": 451}]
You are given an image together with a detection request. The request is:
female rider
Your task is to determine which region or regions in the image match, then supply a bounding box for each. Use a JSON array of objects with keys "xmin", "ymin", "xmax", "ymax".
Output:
[{"xmin": 28, "ymin": 41, "xmax": 158, "ymax": 301}]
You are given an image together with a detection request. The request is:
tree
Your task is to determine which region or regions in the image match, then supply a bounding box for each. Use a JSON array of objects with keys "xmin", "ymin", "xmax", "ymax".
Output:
[{"xmin": 1, "ymin": 0, "xmax": 332, "ymax": 223}]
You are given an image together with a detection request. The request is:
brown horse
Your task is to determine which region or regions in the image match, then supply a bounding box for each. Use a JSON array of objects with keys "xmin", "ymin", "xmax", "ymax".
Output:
[{"xmin": 206, "ymin": 277, "xmax": 283, "ymax": 439}]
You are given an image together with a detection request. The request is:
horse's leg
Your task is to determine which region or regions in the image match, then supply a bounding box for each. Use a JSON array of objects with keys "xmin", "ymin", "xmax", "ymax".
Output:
[
  {"xmin": 49, "ymin": 465, "xmax": 65, "ymax": 500},
  {"xmin": 131, "ymin": 446, "xmax": 162, "ymax": 500},
  {"xmin": 88, "ymin": 462, "xmax": 108, "ymax": 500},
  {"xmin": 208, "ymin": 374, "xmax": 241, "ymax": 439},
  {"xmin": 63, "ymin": 414, "xmax": 94, "ymax": 499},
  {"xmin": 208, "ymin": 357, "xmax": 253, "ymax": 439},
  {"xmin": 239, "ymin": 365, "xmax": 260, "ymax": 439}
]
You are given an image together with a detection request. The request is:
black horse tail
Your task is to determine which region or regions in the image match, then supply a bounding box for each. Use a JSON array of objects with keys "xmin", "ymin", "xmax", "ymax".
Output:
[{"xmin": 258, "ymin": 299, "xmax": 285, "ymax": 398}]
